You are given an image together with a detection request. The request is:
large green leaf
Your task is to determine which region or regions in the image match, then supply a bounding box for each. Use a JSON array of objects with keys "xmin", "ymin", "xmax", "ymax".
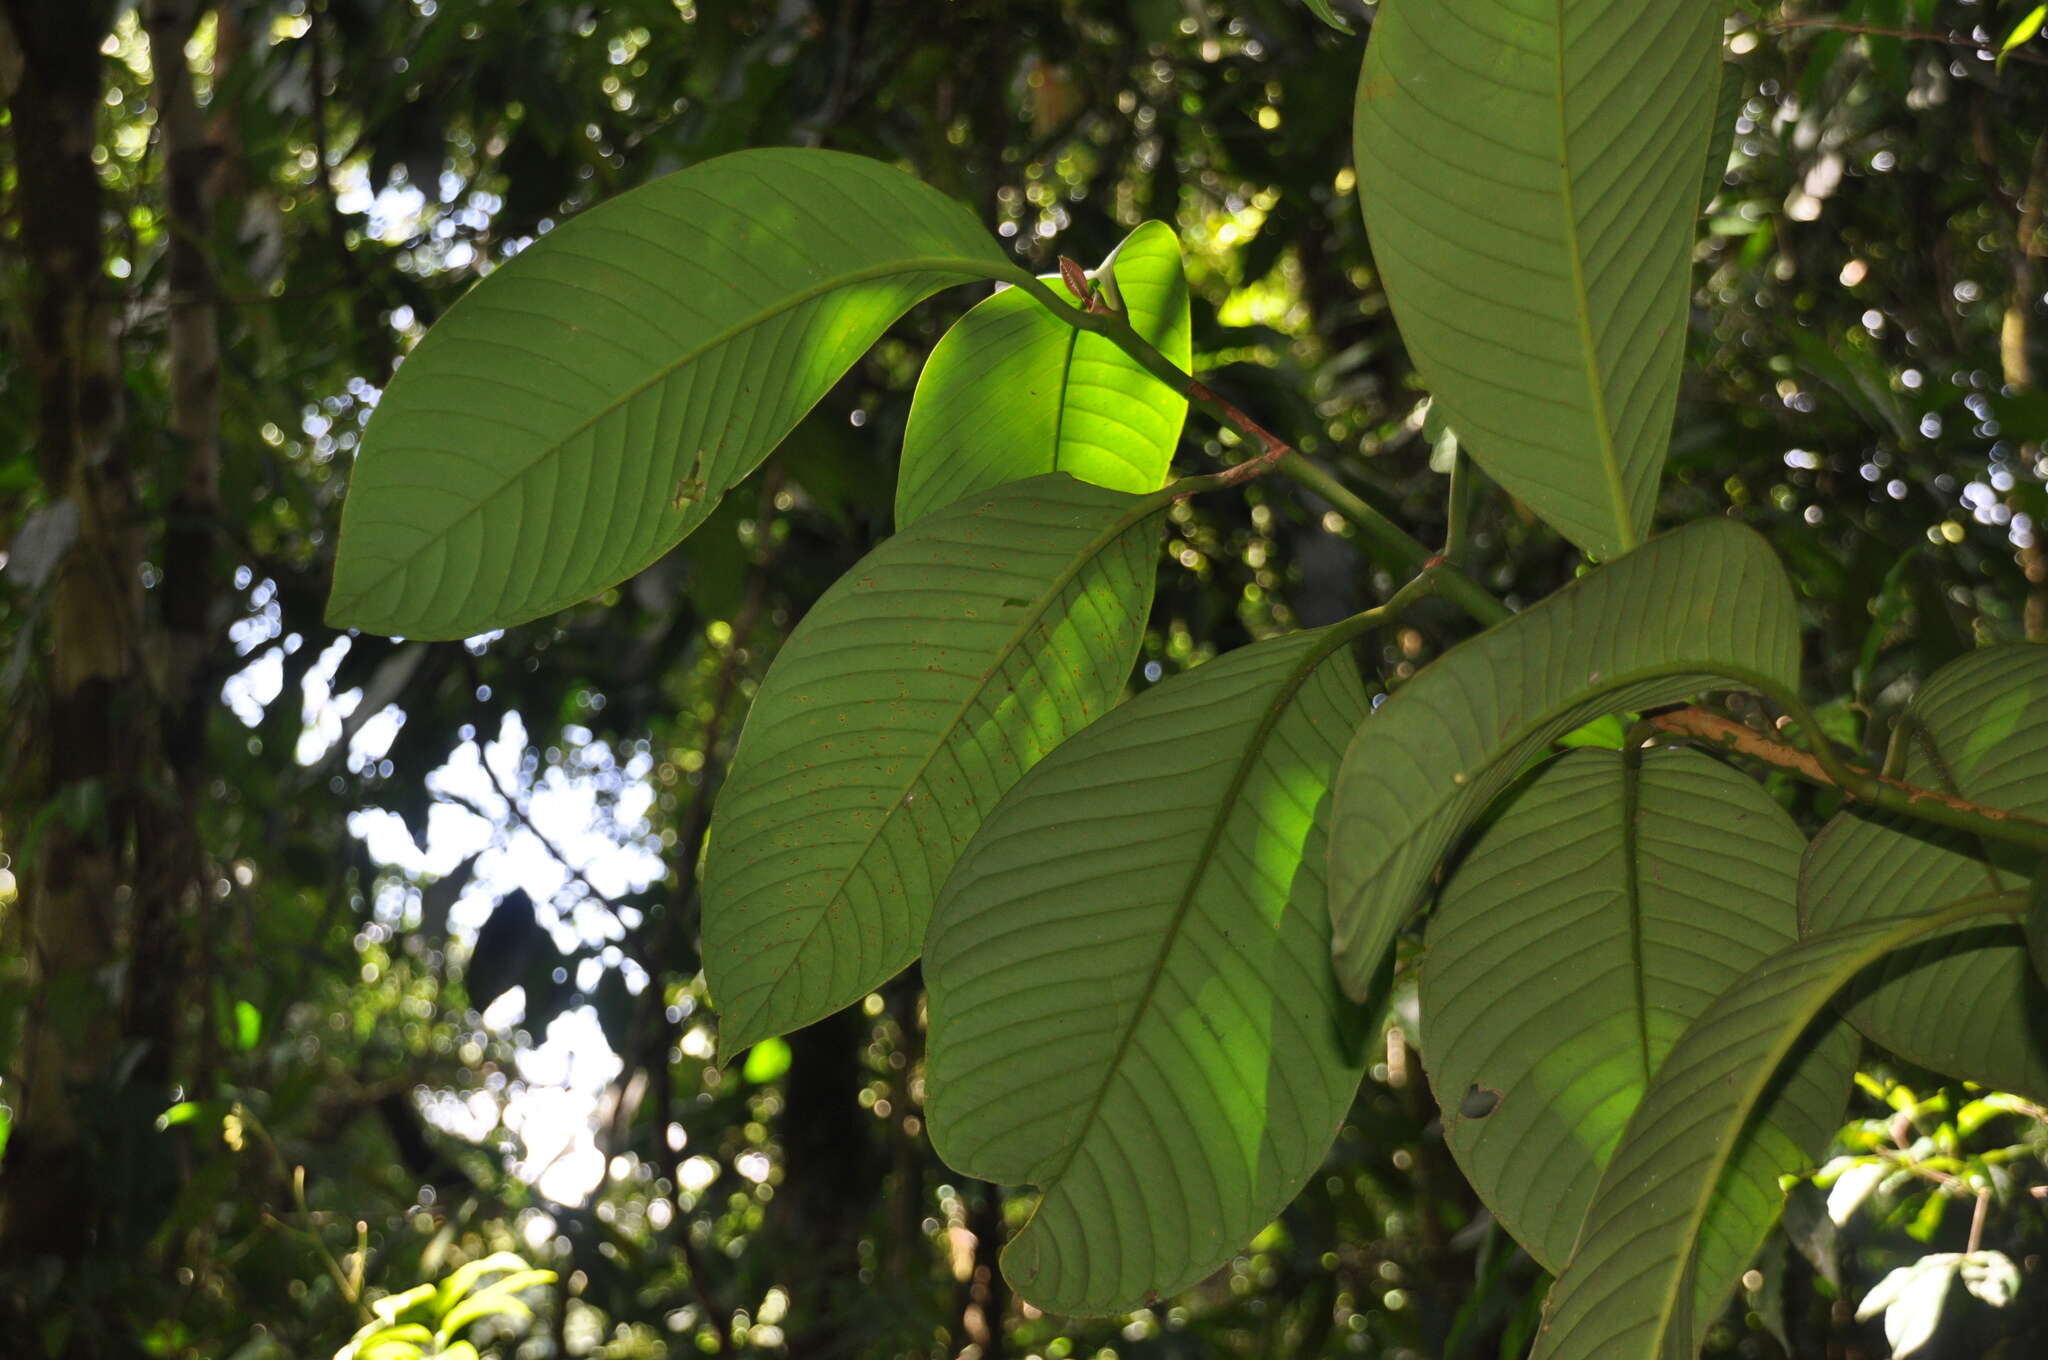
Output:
[
  {"xmin": 924, "ymin": 626, "xmax": 1371, "ymax": 1314},
  {"xmin": 328, "ymin": 148, "xmax": 1019, "ymax": 639},
  {"xmin": 1424, "ymin": 748, "xmax": 1855, "ymax": 1346},
  {"xmin": 703, "ymin": 475, "xmax": 1162, "ymax": 1054},
  {"xmin": 1352, "ymin": 0, "xmax": 1721, "ymax": 557},
  {"xmin": 896, "ymin": 221, "xmax": 1190, "ymax": 529},
  {"xmin": 1801, "ymin": 645, "xmax": 2048, "ymax": 1100},
  {"xmin": 1531, "ymin": 894, "xmax": 2022, "ymax": 1360},
  {"xmin": 1327, "ymin": 517, "xmax": 1801, "ymax": 999}
]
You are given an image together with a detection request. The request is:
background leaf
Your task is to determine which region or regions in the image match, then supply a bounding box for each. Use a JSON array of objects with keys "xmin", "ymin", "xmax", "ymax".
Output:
[
  {"xmin": 896, "ymin": 221, "xmax": 1191, "ymax": 528},
  {"xmin": 329, "ymin": 148, "xmax": 1018, "ymax": 638},
  {"xmin": 1801, "ymin": 645, "xmax": 2048, "ymax": 1100},
  {"xmin": 1302, "ymin": 0, "xmax": 1356, "ymax": 35},
  {"xmin": 1532, "ymin": 895, "xmax": 2021, "ymax": 1360},
  {"xmin": 924, "ymin": 626, "xmax": 1372, "ymax": 1314},
  {"xmin": 1327, "ymin": 518, "xmax": 1802, "ymax": 1000},
  {"xmin": 1353, "ymin": 0, "xmax": 1721, "ymax": 557},
  {"xmin": 1423, "ymin": 748, "xmax": 1856, "ymax": 1346},
  {"xmin": 1700, "ymin": 58, "xmax": 1743, "ymax": 214},
  {"xmin": 703, "ymin": 475, "xmax": 1163, "ymax": 1055}
]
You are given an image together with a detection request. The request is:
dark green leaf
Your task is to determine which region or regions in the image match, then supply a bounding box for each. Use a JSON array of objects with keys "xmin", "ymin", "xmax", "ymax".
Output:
[
  {"xmin": 926, "ymin": 626, "xmax": 1371, "ymax": 1314},
  {"xmin": 1801, "ymin": 645, "xmax": 2048, "ymax": 1100},
  {"xmin": 1532, "ymin": 894, "xmax": 2022, "ymax": 1360},
  {"xmin": 1328, "ymin": 518, "xmax": 1802, "ymax": 999},
  {"xmin": 1354, "ymin": 0, "xmax": 1721, "ymax": 557},
  {"xmin": 328, "ymin": 148, "xmax": 1018, "ymax": 638},
  {"xmin": 1423, "ymin": 748, "xmax": 1855, "ymax": 1347}
]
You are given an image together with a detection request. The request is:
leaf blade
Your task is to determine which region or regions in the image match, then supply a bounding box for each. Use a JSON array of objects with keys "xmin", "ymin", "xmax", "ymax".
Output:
[
  {"xmin": 329, "ymin": 148, "xmax": 1018, "ymax": 638},
  {"xmin": 897, "ymin": 222, "xmax": 1191, "ymax": 528},
  {"xmin": 1801, "ymin": 645, "xmax": 2048, "ymax": 1100},
  {"xmin": 1353, "ymin": 0, "xmax": 1721, "ymax": 556},
  {"xmin": 1327, "ymin": 517, "xmax": 1802, "ymax": 999},
  {"xmin": 1531, "ymin": 895, "xmax": 2022, "ymax": 1360},
  {"xmin": 1423, "ymin": 748, "xmax": 1855, "ymax": 1346},
  {"xmin": 704, "ymin": 475, "xmax": 1162, "ymax": 1054},
  {"xmin": 925, "ymin": 627, "xmax": 1372, "ymax": 1314}
]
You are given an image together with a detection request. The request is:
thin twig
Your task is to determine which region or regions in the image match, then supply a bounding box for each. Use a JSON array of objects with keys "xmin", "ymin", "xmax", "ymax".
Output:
[
  {"xmin": 449, "ymin": 764, "xmax": 619, "ymax": 910},
  {"xmin": 1766, "ymin": 16, "xmax": 2048, "ymax": 68},
  {"xmin": 1007, "ymin": 271, "xmax": 1515, "ymax": 628},
  {"xmin": 1966, "ymin": 1186, "xmax": 1992, "ymax": 1253},
  {"xmin": 1648, "ymin": 706, "xmax": 2048, "ymax": 851}
]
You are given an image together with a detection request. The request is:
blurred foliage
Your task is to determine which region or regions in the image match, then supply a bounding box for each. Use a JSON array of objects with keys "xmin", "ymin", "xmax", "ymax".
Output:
[{"xmin": 0, "ymin": 1, "xmax": 2046, "ymax": 1357}]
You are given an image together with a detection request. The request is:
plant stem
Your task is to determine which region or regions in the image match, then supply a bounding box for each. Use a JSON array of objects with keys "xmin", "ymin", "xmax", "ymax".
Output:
[
  {"xmin": 1012, "ymin": 274, "xmax": 1513, "ymax": 628},
  {"xmin": 1765, "ymin": 16, "xmax": 2048, "ymax": 68},
  {"xmin": 1648, "ymin": 706, "xmax": 2048, "ymax": 854},
  {"xmin": 1443, "ymin": 448, "xmax": 1475, "ymax": 564}
]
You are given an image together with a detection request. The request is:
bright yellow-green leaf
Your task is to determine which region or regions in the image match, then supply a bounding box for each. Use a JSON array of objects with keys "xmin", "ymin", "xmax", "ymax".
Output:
[
  {"xmin": 897, "ymin": 221, "xmax": 1189, "ymax": 528},
  {"xmin": 741, "ymin": 1035, "xmax": 793, "ymax": 1084},
  {"xmin": 1999, "ymin": 5, "xmax": 2045, "ymax": 70}
]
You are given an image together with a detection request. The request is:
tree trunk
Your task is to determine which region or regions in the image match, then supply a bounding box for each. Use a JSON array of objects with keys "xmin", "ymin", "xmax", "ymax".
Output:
[{"xmin": 0, "ymin": 2, "xmax": 222, "ymax": 1349}]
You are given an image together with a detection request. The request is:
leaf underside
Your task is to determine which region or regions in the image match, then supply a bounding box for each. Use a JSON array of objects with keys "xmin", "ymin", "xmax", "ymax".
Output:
[
  {"xmin": 1532, "ymin": 898, "xmax": 2015, "ymax": 1360},
  {"xmin": 1353, "ymin": 0, "xmax": 1720, "ymax": 558},
  {"xmin": 896, "ymin": 220, "xmax": 1191, "ymax": 529},
  {"xmin": 1425, "ymin": 748, "xmax": 1855, "ymax": 1349},
  {"xmin": 1801, "ymin": 645, "xmax": 2048, "ymax": 1101},
  {"xmin": 328, "ymin": 148, "xmax": 1017, "ymax": 639},
  {"xmin": 925, "ymin": 627, "xmax": 1372, "ymax": 1315},
  {"xmin": 703, "ymin": 475, "xmax": 1163, "ymax": 1056},
  {"xmin": 1326, "ymin": 517, "xmax": 1802, "ymax": 1000}
]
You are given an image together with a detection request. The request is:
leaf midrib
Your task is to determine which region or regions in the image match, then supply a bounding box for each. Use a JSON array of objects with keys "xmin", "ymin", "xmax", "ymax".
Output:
[
  {"xmin": 1619, "ymin": 747, "xmax": 1653, "ymax": 1090},
  {"xmin": 726, "ymin": 483, "xmax": 1166, "ymax": 1050},
  {"xmin": 1551, "ymin": 0, "xmax": 1635, "ymax": 553},
  {"xmin": 331, "ymin": 252, "xmax": 1023, "ymax": 622},
  {"xmin": 1025, "ymin": 623, "xmax": 1362, "ymax": 1210}
]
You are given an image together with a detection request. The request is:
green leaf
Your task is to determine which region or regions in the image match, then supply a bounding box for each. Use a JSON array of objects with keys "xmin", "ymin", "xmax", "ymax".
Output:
[
  {"xmin": 1801, "ymin": 645, "xmax": 2048, "ymax": 1101},
  {"xmin": 1530, "ymin": 893, "xmax": 2021, "ymax": 1360},
  {"xmin": 1302, "ymin": 0, "xmax": 1355, "ymax": 35},
  {"xmin": 436, "ymin": 1271, "xmax": 555, "ymax": 1344},
  {"xmin": 232, "ymin": 999, "xmax": 262, "ymax": 1052},
  {"xmin": 1555, "ymin": 713, "xmax": 1629, "ymax": 751},
  {"xmin": 1423, "ymin": 748, "xmax": 1856, "ymax": 1347},
  {"xmin": 1327, "ymin": 518, "xmax": 1801, "ymax": 1000},
  {"xmin": 328, "ymin": 148, "xmax": 1019, "ymax": 639},
  {"xmin": 370, "ymin": 1284, "xmax": 438, "ymax": 1326},
  {"xmin": 897, "ymin": 221, "xmax": 1190, "ymax": 529},
  {"xmin": 741, "ymin": 1035, "xmax": 793, "ymax": 1084},
  {"xmin": 1353, "ymin": 0, "xmax": 1722, "ymax": 558},
  {"xmin": 925, "ymin": 625, "xmax": 1372, "ymax": 1314},
  {"xmin": 2028, "ymin": 867, "xmax": 2048, "ymax": 989},
  {"xmin": 704, "ymin": 475, "xmax": 1163, "ymax": 1055},
  {"xmin": 431, "ymin": 1252, "xmax": 534, "ymax": 1318},
  {"xmin": 1999, "ymin": 5, "xmax": 2046, "ymax": 70}
]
